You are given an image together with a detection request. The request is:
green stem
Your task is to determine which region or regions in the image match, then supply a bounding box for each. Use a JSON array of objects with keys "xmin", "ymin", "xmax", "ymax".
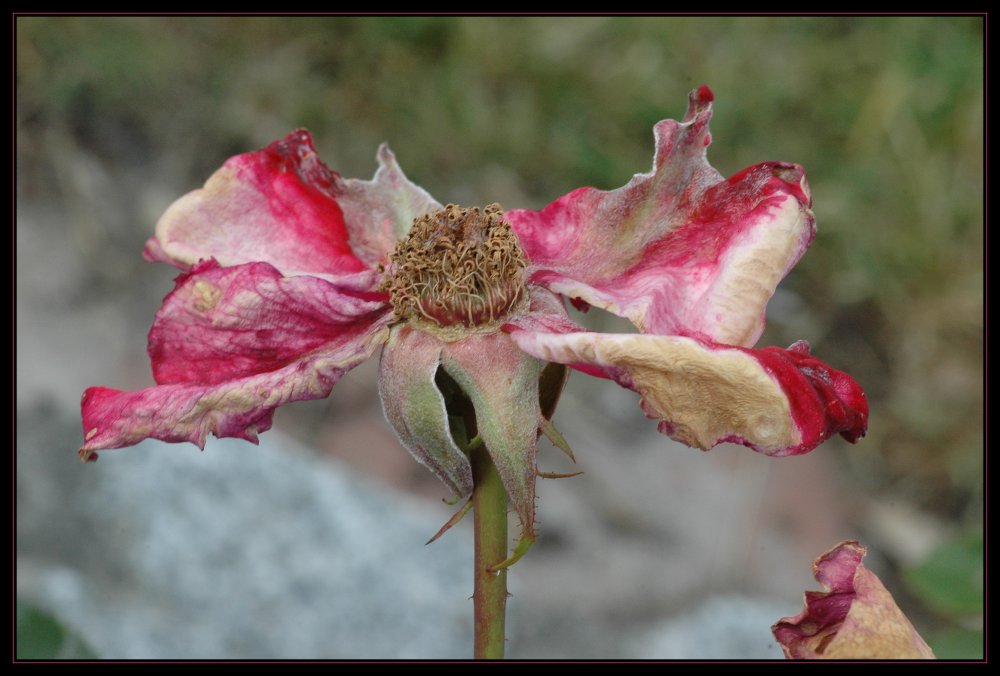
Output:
[{"xmin": 471, "ymin": 443, "xmax": 508, "ymax": 659}]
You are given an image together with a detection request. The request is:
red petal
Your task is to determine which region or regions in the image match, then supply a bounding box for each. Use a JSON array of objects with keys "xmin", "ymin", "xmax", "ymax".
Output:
[
  {"xmin": 80, "ymin": 263, "xmax": 393, "ymax": 459},
  {"xmin": 507, "ymin": 87, "xmax": 814, "ymax": 348},
  {"xmin": 149, "ymin": 259, "xmax": 389, "ymax": 386},
  {"xmin": 751, "ymin": 341, "xmax": 868, "ymax": 450},
  {"xmin": 146, "ymin": 131, "xmax": 440, "ymax": 277}
]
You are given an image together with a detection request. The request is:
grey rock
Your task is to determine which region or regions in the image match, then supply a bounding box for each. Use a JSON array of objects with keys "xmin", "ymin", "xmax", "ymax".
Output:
[
  {"xmin": 17, "ymin": 405, "xmax": 473, "ymax": 659},
  {"xmin": 626, "ymin": 595, "xmax": 791, "ymax": 659}
]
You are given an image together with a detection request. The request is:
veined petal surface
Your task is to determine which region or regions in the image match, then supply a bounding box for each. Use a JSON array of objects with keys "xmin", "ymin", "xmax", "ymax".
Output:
[
  {"xmin": 146, "ymin": 131, "xmax": 440, "ymax": 277},
  {"xmin": 507, "ymin": 86, "xmax": 814, "ymax": 347},
  {"xmin": 81, "ymin": 260, "xmax": 393, "ymax": 459}
]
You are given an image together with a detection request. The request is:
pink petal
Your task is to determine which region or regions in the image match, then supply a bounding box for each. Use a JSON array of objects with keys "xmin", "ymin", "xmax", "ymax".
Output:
[
  {"xmin": 509, "ymin": 331, "xmax": 867, "ymax": 456},
  {"xmin": 507, "ymin": 86, "xmax": 814, "ymax": 347},
  {"xmin": 773, "ymin": 541, "xmax": 935, "ymax": 659},
  {"xmin": 146, "ymin": 130, "xmax": 440, "ymax": 277},
  {"xmin": 337, "ymin": 144, "xmax": 443, "ymax": 265},
  {"xmin": 149, "ymin": 259, "xmax": 389, "ymax": 386},
  {"xmin": 80, "ymin": 264, "xmax": 393, "ymax": 460},
  {"xmin": 503, "ymin": 287, "xmax": 606, "ymax": 380},
  {"xmin": 378, "ymin": 325, "xmax": 473, "ymax": 499},
  {"xmin": 503, "ymin": 286, "xmax": 586, "ymax": 337}
]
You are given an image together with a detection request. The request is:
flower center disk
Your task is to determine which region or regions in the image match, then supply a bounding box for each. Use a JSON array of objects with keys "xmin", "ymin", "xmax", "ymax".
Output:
[{"xmin": 385, "ymin": 203, "xmax": 527, "ymax": 328}]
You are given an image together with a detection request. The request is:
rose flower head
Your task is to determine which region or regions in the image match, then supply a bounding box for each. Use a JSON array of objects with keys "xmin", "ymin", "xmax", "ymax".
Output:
[{"xmin": 81, "ymin": 86, "xmax": 868, "ymax": 552}]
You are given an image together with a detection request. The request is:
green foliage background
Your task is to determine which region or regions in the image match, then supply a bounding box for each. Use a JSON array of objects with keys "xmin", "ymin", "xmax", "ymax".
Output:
[{"xmin": 17, "ymin": 16, "xmax": 983, "ymax": 657}]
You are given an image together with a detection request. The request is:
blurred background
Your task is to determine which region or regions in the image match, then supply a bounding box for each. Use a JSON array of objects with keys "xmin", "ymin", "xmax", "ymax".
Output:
[{"xmin": 16, "ymin": 17, "xmax": 983, "ymax": 659}]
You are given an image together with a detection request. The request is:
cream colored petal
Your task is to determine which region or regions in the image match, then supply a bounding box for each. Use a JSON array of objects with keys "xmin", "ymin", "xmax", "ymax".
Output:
[
  {"xmin": 773, "ymin": 541, "xmax": 936, "ymax": 659},
  {"xmin": 512, "ymin": 330, "xmax": 867, "ymax": 456},
  {"xmin": 514, "ymin": 331, "xmax": 797, "ymax": 452}
]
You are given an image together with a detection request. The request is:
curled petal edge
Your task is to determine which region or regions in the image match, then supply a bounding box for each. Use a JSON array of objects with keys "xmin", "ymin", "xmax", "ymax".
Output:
[
  {"xmin": 146, "ymin": 130, "xmax": 367, "ymax": 277},
  {"xmin": 81, "ymin": 313, "xmax": 392, "ymax": 461},
  {"xmin": 508, "ymin": 86, "xmax": 815, "ymax": 348},
  {"xmin": 772, "ymin": 541, "xmax": 935, "ymax": 659},
  {"xmin": 146, "ymin": 130, "xmax": 440, "ymax": 277},
  {"xmin": 508, "ymin": 330, "xmax": 867, "ymax": 456},
  {"xmin": 149, "ymin": 259, "xmax": 390, "ymax": 386}
]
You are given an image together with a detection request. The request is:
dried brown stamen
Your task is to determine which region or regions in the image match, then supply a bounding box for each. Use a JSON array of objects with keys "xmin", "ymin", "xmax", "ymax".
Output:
[{"xmin": 383, "ymin": 203, "xmax": 527, "ymax": 328}]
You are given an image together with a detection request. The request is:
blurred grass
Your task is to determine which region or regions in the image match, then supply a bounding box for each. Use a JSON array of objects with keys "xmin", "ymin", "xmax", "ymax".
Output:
[
  {"xmin": 17, "ymin": 16, "xmax": 983, "ymax": 655},
  {"xmin": 905, "ymin": 531, "xmax": 983, "ymax": 617},
  {"xmin": 903, "ymin": 531, "xmax": 984, "ymax": 658},
  {"xmin": 16, "ymin": 601, "xmax": 97, "ymax": 659},
  {"xmin": 928, "ymin": 627, "xmax": 984, "ymax": 660}
]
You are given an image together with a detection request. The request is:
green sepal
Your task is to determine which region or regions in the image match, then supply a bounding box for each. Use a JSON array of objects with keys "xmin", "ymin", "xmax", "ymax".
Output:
[
  {"xmin": 441, "ymin": 332, "xmax": 544, "ymax": 538},
  {"xmin": 540, "ymin": 418, "xmax": 575, "ymax": 463},
  {"xmin": 426, "ymin": 498, "xmax": 473, "ymax": 545}
]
